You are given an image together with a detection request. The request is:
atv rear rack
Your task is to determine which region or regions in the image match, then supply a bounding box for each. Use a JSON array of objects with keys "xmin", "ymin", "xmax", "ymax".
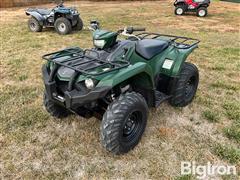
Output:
[
  {"xmin": 136, "ymin": 32, "xmax": 200, "ymax": 49},
  {"xmin": 42, "ymin": 47, "xmax": 130, "ymax": 76}
]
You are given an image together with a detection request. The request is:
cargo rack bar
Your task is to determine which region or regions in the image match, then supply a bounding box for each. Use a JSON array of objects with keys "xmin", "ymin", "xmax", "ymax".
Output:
[
  {"xmin": 42, "ymin": 47, "xmax": 130, "ymax": 76},
  {"xmin": 136, "ymin": 32, "xmax": 200, "ymax": 49}
]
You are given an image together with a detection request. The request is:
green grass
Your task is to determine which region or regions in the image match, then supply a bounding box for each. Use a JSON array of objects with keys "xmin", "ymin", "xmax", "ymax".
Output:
[
  {"xmin": 210, "ymin": 64, "xmax": 226, "ymax": 71},
  {"xmin": 224, "ymin": 122, "xmax": 240, "ymax": 143},
  {"xmin": 176, "ymin": 175, "xmax": 195, "ymax": 180},
  {"xmin": 19, "ymin": 74, "xmax": 28, "ymax": 81},
  {"xmin": 202, "ymin": 110, "xmax": 219, "ymax": 123},
  {"xmin": 222, "ymin": 101, "xmax": 240, "ymax": 121},
  {"xmin": 214, "ymin": 144, "xmax": 240, "ymax": 164},
  {"xmin": 0, "ymin": 0, "xmax": 240, "ymax": 179},
  {"xmin": 211, "ymin": 81, "xmax": 238, "ymax": 91}
]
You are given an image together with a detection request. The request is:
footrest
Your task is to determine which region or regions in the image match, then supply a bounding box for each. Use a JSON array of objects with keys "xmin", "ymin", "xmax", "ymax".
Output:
[{"xmin": 155, "ymin": 90, "xmax": 171, "ymax": 107}]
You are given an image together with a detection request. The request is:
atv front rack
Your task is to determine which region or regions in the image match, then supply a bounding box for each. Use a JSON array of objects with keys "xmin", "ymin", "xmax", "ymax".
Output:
[
  {"xmin": 136, "ymin": 32, "xmax": 200, "ymax": 49},
  {"xmin": 42, "ymin": 47, "xmax": 130, "ymax": 76}
]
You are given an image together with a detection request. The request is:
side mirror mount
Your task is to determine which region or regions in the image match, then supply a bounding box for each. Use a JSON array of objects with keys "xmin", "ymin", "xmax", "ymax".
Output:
[{"xmin": 90, "ymin": 20, "xmax": 100, "ymax": 31}]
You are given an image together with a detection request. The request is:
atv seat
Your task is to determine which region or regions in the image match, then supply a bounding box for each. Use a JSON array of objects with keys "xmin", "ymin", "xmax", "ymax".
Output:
[
  {"xmin": 36, "ymin": 8, "xmax": 52, "ymax": 15},
  {"xmin": 136, "ymin": 39, "xmax": 169, "ymax": 60}
]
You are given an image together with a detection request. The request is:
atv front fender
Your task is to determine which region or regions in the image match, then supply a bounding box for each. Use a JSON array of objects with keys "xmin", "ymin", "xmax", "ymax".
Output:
[
  {"xmin": 26, "ymin": 11, "xmax": 45, "ymax": 26},
  {"xmin": 97, "ymin": 62, "xmax": 154, "ymax": 89}
]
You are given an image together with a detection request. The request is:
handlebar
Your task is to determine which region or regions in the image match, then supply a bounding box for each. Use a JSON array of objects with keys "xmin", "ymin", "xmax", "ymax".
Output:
[
  {"xmin": 118, "ymin": 27, "xmax": 146, "ymax": 35},
  {"xmin": 118, "ymin": 27, "xmax": 146, "ymax": 40},
  {"xmin": 88, "ymin": 22, "xmax": 145, "ymax": 40},
  {"xmin": 128, "ymin": 27, "xmax": 146, "ymax": 32}
]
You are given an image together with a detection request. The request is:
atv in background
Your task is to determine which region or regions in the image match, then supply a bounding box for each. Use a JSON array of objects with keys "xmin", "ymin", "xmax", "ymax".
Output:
[
  {"xmin": 174, "ymin": 0, "xmax": 210, "ymax": 17},
  {"xmin": 42, "ymin": 22, "xmax": 200, "ymax": 154},
  {"xmin": 25, "ymin": 0, "xmax": 83, "ymax": 35}
]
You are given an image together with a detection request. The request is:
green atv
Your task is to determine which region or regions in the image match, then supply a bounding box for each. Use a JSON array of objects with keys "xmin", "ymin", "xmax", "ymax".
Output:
[{"xmin": 42, "ymin": 22, "xmax": 200, "ymax": 154}]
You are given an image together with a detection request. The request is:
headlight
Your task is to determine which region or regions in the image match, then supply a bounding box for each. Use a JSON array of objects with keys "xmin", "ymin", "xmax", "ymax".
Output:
[
  {"xmin": 85, "ymin": 79, "xmax": 95, "ymax": 89},
  {"xmin": 71, "ymin": 9, "xmax": 78, "ymax": 14},
  {"xmin": 94, "ymin": 40, "xmax": 106, "ymax": 49}
]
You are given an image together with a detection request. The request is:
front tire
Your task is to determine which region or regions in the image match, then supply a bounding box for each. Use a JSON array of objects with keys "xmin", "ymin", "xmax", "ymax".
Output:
[
  {"xmin": 169, "ymin": 62, "xmax": 199, "ymax": 107},
  {"xmin": 101, "ymin": 92, "xmax": 148, "ymax": 155},
  {"xmin": 175, "ymin": 6, "xmax": 185, "ymax": 15},
  {"xmin": 197, "ymin": 7, "xmax": 208, "ymax": 17},
  {"xmin": 43, "ymin": 91, "xmax": 71, "ymax": 118},
  {"xmin": 74, "ymin": 17, "xmax": 83, "ymax": 31},
  {"xmin": 54, "ymin": 17, "xmax": 72, "ymax": 35},
  {"xmin": 28, "ymin": 17, "xmax": 43, "ymax": 32}
]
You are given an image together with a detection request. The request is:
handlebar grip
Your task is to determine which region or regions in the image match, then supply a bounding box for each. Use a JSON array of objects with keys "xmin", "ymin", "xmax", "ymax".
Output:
[{"xmin": 132, "ymin": 27, "xmax": 146, "ymax": 32}]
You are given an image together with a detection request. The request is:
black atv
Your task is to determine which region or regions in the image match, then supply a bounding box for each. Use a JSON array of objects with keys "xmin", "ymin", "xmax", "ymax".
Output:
[
  {"xmin": 25, "ymin": 0, "xmax": 83, "ymax": 35},
  {"xmin": 174, "ymin": 0, "xmax": 210, "ymax": 17}
]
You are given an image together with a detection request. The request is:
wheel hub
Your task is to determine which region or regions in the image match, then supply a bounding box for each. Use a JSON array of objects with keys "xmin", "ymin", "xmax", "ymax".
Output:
[
  {"xmin": 185, "ymin": 77, "xmax": 195, "ymax": 97},
  {"xmin": 123, "ymin": 116, "xmax": 136, "ymax": 135},
  {"xmin": 177, "ymin": 8, "xmax": 183, "ymax": 15},
  {"xmin": 30, "ymin": 23, "xmax": 36, "ymax": 30},
  {"xmin": 59, "ymin": 23, "xmax": 66, "ymax": 32},
  {"xmin": 122, "ymin": 111, "xmax": 143, "ymax": 140},
  {"xmin": 199, "ymin": 10, "xmax": 206, "ymax": 17}
]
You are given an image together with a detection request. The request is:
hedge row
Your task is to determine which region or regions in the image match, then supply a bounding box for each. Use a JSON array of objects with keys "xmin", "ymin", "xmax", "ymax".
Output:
[{"xmin": 0, "ymin": 0, "xmax": 156, "ymax": 8}]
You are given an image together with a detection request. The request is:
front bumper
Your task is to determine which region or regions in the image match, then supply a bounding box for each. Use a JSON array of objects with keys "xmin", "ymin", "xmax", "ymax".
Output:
[{"xmin": 42, "ymin": 65, "xmax": 111, "ymax": 109}]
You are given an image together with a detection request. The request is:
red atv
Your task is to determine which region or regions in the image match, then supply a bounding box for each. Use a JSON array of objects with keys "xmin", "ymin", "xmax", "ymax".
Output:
[{"xmin": 174, "ymin": 0, "xmax": 210, "ymax": 17}]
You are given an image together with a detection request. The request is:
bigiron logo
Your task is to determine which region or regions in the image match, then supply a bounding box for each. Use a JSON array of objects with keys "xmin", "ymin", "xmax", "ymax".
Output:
[{"xmin": 181, "ymin": 161, "xmax": 237, "ymax": 179}]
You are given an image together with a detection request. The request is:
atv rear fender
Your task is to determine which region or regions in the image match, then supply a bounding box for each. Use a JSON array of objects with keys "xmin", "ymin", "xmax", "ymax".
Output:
[
  {"xmin": 170, "ymin": 44, "xmax": 198, "ymax": 77},
  {"xmin": 26, "ymin": 11, "xmax": 44, "ymax": 26}
]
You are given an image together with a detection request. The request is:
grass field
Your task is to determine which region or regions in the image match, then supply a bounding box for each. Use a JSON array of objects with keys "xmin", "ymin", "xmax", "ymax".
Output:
[{"xmin": 0, "ymin": 0, "xmax": 240, "ymax": 179}]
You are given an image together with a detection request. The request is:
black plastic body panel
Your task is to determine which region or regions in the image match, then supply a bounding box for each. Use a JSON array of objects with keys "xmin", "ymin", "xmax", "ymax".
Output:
[{"xmin": 42, "ymin": 65, "xmax": 111, "ymax": 109}]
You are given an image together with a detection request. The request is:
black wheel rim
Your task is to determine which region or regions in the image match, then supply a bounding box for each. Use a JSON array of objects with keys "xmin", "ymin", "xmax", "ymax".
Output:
[
  {"xmin": 185, "ymin": 76, "xmax": 196, "ymax": 98},
  {"xmin": 122, "ymin": 111, "xmax": 143, "ymax": 143}
]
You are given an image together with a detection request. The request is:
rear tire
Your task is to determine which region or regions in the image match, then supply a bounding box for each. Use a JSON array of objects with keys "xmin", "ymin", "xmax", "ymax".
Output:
[
  {"xmin": 197, "ymin": 7, "xmax": 208, "ymax": 17},
  {"xmin": 28, "ymin": 17, "xmax": 42, "ymax": 32},
  {"xmin": 175, "ymin": 6, "xmax": 185, "ymax": 15},
  {"xmin": 74, "ymin": 17, "xmax": 83, "ymax": 31},
  {"xmin": 43, "ymin": 91, "xmax": 71, "ymax": 118},
  {"xmin": 169, "ymin": 62, "xmax": 199, "ymax": 107},
  {"xmin": 54, "ymin": 17, "xmax": 72, "ymax": 35},
  {"xmin": 101, "ymin": 92, "xmax": 148, "ymax": 154}
]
